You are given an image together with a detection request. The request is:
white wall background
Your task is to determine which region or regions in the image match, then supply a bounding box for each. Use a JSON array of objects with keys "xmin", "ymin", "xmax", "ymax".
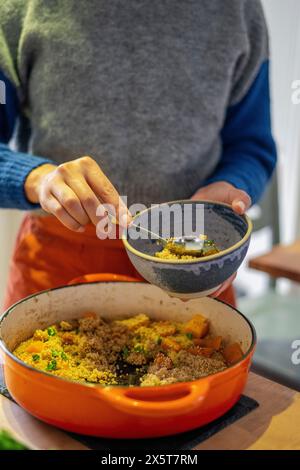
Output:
[
  {"xmin": 262, "ymin": 0, "xmax": 300, "ymax": 243},
  {"xmin": 0, "ymin": 211, "xmax": 22, "ymax": 306},
  {"xmin": 0, "ymin": 0, "xmax": 300, "ymax": 307}
]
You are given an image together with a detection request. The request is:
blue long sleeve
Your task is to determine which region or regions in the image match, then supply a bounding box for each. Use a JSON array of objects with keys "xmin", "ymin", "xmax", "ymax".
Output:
[
  {"xmin": 205, "ymin": 61, "xmax": 277, "ymax": 205},
  {"xmin": 0, "ymin": 71, "xmax": 53, "ymax": 210}
]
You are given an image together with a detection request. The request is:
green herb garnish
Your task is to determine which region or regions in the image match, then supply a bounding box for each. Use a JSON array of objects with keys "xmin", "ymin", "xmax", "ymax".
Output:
[
  {"xmin": 46, "ymin": 359, "xmax": 57, "ymax": 371},
  {"xmin": 61, "ymin": 351, "xmax": 68, "ymax": 361},
  {"xmin": 134, "ymin": 345, "xmax": 144, "ymax": 353},
  {"xmin": 122, "ymin": 346, "xmax": 129, "ymax": 358},
  {"xmin": 156, "ymin": 337, "xmax": 162, "ymax": 345},
  {"xmin": 186, "ymin": 332, "xmax": 193, "ymax": 340},
  {"xmin": 0, "ymin": 430, "xmax": 28, "ymax": 450},
  {"xmin": 32, "ymin": 354, "xmax": 40, "ymax": 362},
  {"xmin": 51, "ymin": 350, "xmax": 59, "ymax": 358},
  {"xmin": 47, "ymin": 327, "xmax": 56, "ymax": 336}
]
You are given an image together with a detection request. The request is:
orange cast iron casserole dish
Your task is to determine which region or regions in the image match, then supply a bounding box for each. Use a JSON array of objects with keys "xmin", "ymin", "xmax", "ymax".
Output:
[{"xmin": 0, "ymin": 274, "xmax": 256, "ymax": 439}]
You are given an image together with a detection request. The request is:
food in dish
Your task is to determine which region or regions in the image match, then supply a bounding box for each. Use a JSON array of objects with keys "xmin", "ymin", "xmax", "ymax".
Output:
[
  {"xmin": 155, "ymin": 235, "xmax": 220, "ymax": 260},
  {"xmin": 13, "ymin": 313, "xmax": 243, "ymax": 386}
]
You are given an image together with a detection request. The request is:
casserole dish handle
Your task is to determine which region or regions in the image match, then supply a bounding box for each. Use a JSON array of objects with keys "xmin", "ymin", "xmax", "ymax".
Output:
[{"xmin": 100, "ymin": 382, "xmax": 210, "ymax": 417}]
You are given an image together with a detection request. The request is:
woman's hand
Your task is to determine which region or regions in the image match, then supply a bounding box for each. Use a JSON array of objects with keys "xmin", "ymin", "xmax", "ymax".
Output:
[
  {"xmin": 191, "ymin": 181, "xmax": 251, "ymax": 297},
  {"xmin": 25, "ymin": 156, "xmax": 132, "ymax": 232},
  {"xmin": 191, "ymin": 181, "xmax": 251, "ymax": 214}
]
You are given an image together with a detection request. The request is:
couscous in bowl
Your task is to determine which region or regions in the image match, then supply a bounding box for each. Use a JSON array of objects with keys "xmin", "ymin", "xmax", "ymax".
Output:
[{"xmin": 122, "ymin": 200, "xmax": 252, "ymax": 298}]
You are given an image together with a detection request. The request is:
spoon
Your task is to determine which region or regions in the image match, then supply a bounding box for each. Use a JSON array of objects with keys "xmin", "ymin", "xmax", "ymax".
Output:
[
  {"xmin": 166, "ymin": 236, "xmax": 219, "ymax": 257},
  {"xmin": 109, "ymin": 213, "xmax": 207, "ymax": 256},
  {"xmin": 127, "ymin": 224, "xmax": 207, "ymax": 256}
]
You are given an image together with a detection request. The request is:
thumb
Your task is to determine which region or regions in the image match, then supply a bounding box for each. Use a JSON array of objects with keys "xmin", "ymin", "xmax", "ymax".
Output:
[{"xmin": 228, "ymin": 188, "xmax": 251, "ymax": 215}]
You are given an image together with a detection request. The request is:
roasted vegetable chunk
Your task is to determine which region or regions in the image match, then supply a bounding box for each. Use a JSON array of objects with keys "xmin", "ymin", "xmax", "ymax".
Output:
[
  {"xmin": 223, "ymin": 343, "xmax": 244, "ymax": 365},
  {"xmin": 184, "ymin": 314, "xmax": 209, "ymax": 338},
  {"xmin": 194, "ymin": 336, "xmax": 222, "ymax": 350}
]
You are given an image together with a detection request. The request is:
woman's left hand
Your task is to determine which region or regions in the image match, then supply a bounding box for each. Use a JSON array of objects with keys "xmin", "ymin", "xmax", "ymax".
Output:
[
  {"xmin": 191, "ymin": 181, "xmax": 251, "ymax": 215},
  {"xmin": 191, "ymin": 181, "xmax": 251, "ymax": 297}
]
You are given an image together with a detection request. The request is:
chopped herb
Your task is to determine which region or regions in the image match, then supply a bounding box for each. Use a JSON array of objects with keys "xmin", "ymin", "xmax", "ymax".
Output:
[
  {"xmin": 186, "ymin": 332, "xmax": 193, "ymax": 340},
  {"xmin": 0, "ymin": 430, "xmax": 28, "ymax": 450},
  {"xmin": 61, "ymin": 351, "xmax": 68, "ymax": 361},
  {"xmin": 32, "ymin": 354, "xmax": 40, "ymax": 362},
  {"xmin": 156, "ymin": 337, "xmax": 162, "ymax": 345},
  {"xmin": 46, "ymin": 360, "xmax": 57, "ymax": 371},
  {"xmin": 134, "ymin": 345, "xmax": 144, "ymax": 353},
  {"xmin": 51, "ymin": 350, "xmax": 59, "ymax": 358},
  {"xmin": 122, "ymin": 346, "xmax": 129, "ymax": 358},
  {"xmin": 47, "ymin": 327, "xmax": 56, "ymax": 336}
]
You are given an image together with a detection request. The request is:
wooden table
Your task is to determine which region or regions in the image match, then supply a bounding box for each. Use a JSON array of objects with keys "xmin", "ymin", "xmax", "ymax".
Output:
[
  {"xmin": 249, "ymin": 240, "xmax": 300, "ymax": 283},
  {"xmin": 0, "ymin": 372, "xmax": 299, "ymax": 450}
]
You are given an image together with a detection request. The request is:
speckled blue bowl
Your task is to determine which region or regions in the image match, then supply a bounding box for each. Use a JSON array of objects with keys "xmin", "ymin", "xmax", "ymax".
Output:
[{"xmin": 122, "ymin": 200, "xmax": 252, "ymax": 298}]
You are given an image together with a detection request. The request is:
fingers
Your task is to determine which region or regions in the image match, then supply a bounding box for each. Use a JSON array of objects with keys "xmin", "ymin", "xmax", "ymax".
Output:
[
  {"xmin": 63, "ymin": 176, "xmax": 101, "ymax": 226},
  {"xmin": 228, "ymin": 189, "xmax": 251, "ymax": 215},
  {"xmin": 191, "ymin": 182, "xmax": 251, "ymax": 215},
  {"xmin": 82, "ymin": 157, "xmax": 132, "ymax": 227},
  {"xmin": 37, "ymin": 157, "xmax": 132, "ymax": 230},
  {"xmin": 40, "ymin": 193, "xmax": 85, "ymax": 232},
  {"xmin": 51, "ymin": 182, "xmax": 90, "ymax": 228}
]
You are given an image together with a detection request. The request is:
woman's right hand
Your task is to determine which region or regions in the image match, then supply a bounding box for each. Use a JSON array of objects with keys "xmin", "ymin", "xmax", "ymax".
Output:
[{"xmin": 24, "ymin": 156, "xmax": 132, "ymax": 232}]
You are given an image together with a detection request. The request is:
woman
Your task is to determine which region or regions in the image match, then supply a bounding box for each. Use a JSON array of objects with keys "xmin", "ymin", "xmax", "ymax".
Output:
[{"xmin": 0, "ymin": 0, "xmax": 276, "ymax": 309}]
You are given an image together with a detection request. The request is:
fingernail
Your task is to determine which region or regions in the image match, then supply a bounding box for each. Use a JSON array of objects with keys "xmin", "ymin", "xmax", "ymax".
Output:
[
  {"xmin": 120, "ymin": 213, "xmax": 132, "ymax": 227},
  {"xmin": 235, "ymin": 200, "xmax": 246, "ymax": 213},
  {"xmin": 97, "ymin": 204, "xmax": 107, "ymax": 218},
  {"xmin": 76, "ymin": 226, "xmax": 85, "ymax": 233}
]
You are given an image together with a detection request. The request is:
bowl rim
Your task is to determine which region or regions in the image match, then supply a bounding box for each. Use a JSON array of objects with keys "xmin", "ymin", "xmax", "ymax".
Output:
[
  {"xmin": 122, "ymin": 199, "xmax": 253, "ymax": 264},
  {"xmin": 0, "ymin": 281, "xmax": 256, "ymax": 391}
]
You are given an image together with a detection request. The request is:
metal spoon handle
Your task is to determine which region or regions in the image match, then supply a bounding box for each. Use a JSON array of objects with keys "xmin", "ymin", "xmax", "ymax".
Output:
[
  {"xmin": 129, "ymin": 222, "xmax": 167, "ymax": 244},
  {"xmin": 107, "ymin": 213, "xmax": 167, "ymax": 244}
]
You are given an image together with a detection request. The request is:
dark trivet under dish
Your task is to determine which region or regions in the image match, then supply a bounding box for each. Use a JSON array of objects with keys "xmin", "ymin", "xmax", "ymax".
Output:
[{"xmin": 0, "ymin": 366, "xmax": 258, "ymax": 450}]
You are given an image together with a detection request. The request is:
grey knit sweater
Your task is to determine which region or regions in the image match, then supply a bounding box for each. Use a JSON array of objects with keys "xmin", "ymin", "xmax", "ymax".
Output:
[{"xmin": 0, "ymin": 0, "xmax": 269, "ymax": 206}]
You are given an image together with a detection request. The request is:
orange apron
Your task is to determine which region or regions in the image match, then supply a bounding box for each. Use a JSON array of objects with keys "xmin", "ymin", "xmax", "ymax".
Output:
[{"xmin": 3, "ymin": 214, "xmax": 236, "ymax": 311}]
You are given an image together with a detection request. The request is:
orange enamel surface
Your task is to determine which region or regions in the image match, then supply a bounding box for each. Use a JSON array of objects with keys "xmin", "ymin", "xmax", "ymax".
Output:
[
  {"xmin": 68, "ymin": 273, "xmax": 142, "ymax": 285},
  {"xmin": 3, "ymin": 347, "xmax": 254, "ymax": 438},
  {"xmin": 2, "ymin": 273, "xmax": 254, "ymax": 438}
]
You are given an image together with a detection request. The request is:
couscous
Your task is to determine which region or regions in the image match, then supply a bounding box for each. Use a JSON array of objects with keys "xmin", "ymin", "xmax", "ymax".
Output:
[
  {"xmin": 13, "ymin": 312, "xmax": 243, "ymax": 386},
  {"xmin": 155, "ymin": 236, "xmax": 220, "ymax": 260}
]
